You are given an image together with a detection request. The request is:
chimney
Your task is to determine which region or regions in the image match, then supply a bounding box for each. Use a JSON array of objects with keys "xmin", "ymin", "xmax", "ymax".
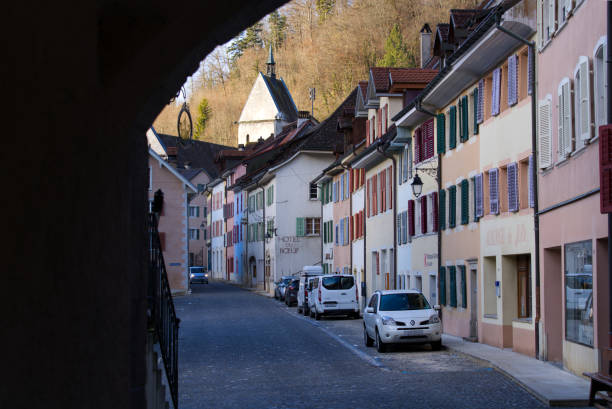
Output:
[
  {"xmin": 297, "ymin": 110, "xmax": 311, "ymax": 127},
  {"xmin": 166, "ymin": 146, "xmax": 178, "ymax": 165},
  {"xmin": 420, "ymin": 24, "xmax": 432, "ymax": 69}
]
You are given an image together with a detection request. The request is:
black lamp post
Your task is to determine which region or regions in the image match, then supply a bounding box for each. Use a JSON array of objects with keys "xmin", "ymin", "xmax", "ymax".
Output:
[{"xmin": 411, "ymin": 173, "xmax": 424, "ymax": 198}]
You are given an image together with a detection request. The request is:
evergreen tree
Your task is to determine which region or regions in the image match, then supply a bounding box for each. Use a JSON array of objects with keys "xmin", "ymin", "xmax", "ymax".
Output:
[
  {"xmin": 377, "ymin": 23, "xmax": 415, "ymax": 68},
  {"xmin": 227, "ymin": 22, "xmax": 264, "ymax": 64},
  {"xmin": 194, "ymin": 98, "xmax": 212, "ymax": 138},
  {"xmin": 316, "ymin": 0, "xmax": 335, "ymax": 22},
  {"xmin": 268, "ymin": 10, "xmax": 287, "ymax": 50}
]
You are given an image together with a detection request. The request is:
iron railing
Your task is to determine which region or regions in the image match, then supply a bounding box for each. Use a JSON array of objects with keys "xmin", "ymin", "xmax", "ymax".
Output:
[{"xmin": 147, "ymin": 213, "xmax": 179, "ymax": 408}]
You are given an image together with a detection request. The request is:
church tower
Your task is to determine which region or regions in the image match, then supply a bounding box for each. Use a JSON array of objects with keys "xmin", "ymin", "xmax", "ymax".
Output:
[{"xmin": 266, "ymin": 45, "xmax": 276, "ymax": 78}]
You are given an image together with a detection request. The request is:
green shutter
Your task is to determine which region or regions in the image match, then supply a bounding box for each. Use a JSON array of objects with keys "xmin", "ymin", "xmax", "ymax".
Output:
[
  {"xmin": 473, "ymin": 88, "xmax": 479, "ymax": 135},
  {"xmin": 270, "ymin": 186, "xmax": 274, "ymax": 205},
  {"xmin": 439, "ymin": 266, "xmax": 447, "ymax": 305},
  {"xmin": 436, "ymin": 113, "xmax": 446, "ymax": 154},
  {"xmin": 449, "ymin": 186, "xmax": 456, "ymax": 228},
  {"xmin": 296, "ymin": 218, "xmax": 305, "ymax": 237},
  {"xmin": 461, "ymin": 95, "xmax": 469, "ymax": 142},
  {"xmin": 449, "ymin": 106, "xmax": 457, "ymax": 149},
  {"xmin": 460, "ymin": 265, "xmax": 467, "ymax": 308},
  {"xmin": 439, "ymin": 189, "xmax": 446, "ymax": 230},
  {"xmin": 461, "ymin": 179, "xmax": 469, "ymax": 225},
  {"xmin": 449, "ymin": 266, "xmax": 457, "ymax": 307}
]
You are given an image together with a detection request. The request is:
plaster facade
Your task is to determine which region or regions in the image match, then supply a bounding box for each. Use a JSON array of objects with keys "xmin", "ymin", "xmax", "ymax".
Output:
[{"xmin": 211, "ymin": 180, "xmax": 226, "ymax": 281}]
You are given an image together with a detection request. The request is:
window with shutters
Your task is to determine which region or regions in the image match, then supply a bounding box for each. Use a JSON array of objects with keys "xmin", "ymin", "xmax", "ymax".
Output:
[
  {"xmin": 431, "ymin": 192, "xmax": 438, "ymax": 233},
  {"xmin": 266, "ymin": 185, "xmax": 274, "ymax": 206},
  {"xmin": 439, "ymin": 267, "xmax": 447, "ymax": 305},
  {"xmin": 477, "ymin": 79, "xmax": 485, "ymax": 124},
  {"xmin": 461, "ymin": 179, "xmax": 469, "ymax": 225},
  {"xmin": 537, "ymin": 0, "xmax": 556, "ymax": 47},
  {"xmin": 402, "ymin": 211, "xmax": 408, "ymax": 243},
  {"xmin": 573, "ymin": 56, "xmax": 591, "ymax": 150},
  {"xmin": 538, "ymin": 97, "xmax": 553, "ymax": 168},
  {"xmin": 499, "ymin": 166, "xmax": 508, "ymax": 213},
  {"xmin": 188, "ymin": 206, "xmax": 200, "ymax": 217},
  {"xmin": 439, "ymin": 189, "xmax": 446, "ymax": 230},
  {"xmin": 558, "ymin": 78, "xmax": 573, "ymax": 160},
  {"xmin": 448, "ymin": 185, "xmax": 457, "ymax": 228},
  {"xmin": 387, "ymin": 166, "xmax": 393, "ymax": 210},
  {"xmin": 304, "ymin": 217, "xmax": 320, "ymax": 236},
  {"xmin": 460, "ymin": 265, "xmax": 467, "ymax": 309},
  {"xmin": 507, "ymin": 162, "xmax": 519, "ymax": 212},
  {"xmin": 488, "ymin": 169, "xmax": 499, "ymax": 215},
  {"xmin": 449, "ymin": 266, "xmax": 457, "ymax": 307},
  {"xmin": 474, "ymin": 173, "xmax": 484, "ymax": 219},
  {"xmin": 519, "ymin": 48, "xmax": 529, "ymax": 100},
  {"xmin": 595, "ymin": 39, "xmax": 608, "ymax": 132},
  {"xmin": 557, "ymin": 0, "xmax": 570, "ymax": 27},
  {"xmin": 415, "ymin": 198, "xmax": 421, "ymax": 235},
  {"xmin": 421, "ymin": 195, "xmax": 428, "ymax": 234},
  {"xmin": 471, "ymin": 89, "xmax": 478, "ymax": 135},
  {"xmin": 408, "ymin": 200, "xmax": 415, "ymax": 237},
  {"xmin": 437, "ymin": 113, "xmax": 446, "ymax": 154},
  {"xmin": 456, "ymin": 266, "xmax": 462, "ymax": 308},
  {"xmin": 508, "ymin": 54, "xmax": 519, "ymax": 107},
  {"xmin": 449, "ymin": 106, "xmax": 457, "ymax": 149},
  {"xmin": 461, "ymin": 95, "xmax": 469, "ymax": 142},
  {"xmin": 491, "ymin": 68, "xmax": 502, "ymax": 116},
  {"xmin": 518, "ymin": 159, "xmax": 530, "ymax": 210}
]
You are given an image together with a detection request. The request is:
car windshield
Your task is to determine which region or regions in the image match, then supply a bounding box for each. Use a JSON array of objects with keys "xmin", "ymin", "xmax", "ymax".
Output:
[
  {"xmin": 190, "ymin": 267, "xmax": 204, "ymax": 274},
  {"xmin": 379, "ymin": 293, "xmax": 431, "ymax": 311},
  {"xmin": 322, "ymin": 276, "xmax": 354, "ymax": 290},
  {"xmin": 282, "ymin": 278, "xmax": 293, "ymax": 285}
]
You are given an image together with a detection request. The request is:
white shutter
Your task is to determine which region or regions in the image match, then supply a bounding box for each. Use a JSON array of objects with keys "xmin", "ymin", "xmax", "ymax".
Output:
[
  {"xmin": 508, "ymin": 55, "xmax": 517, "ymax": 106},
  {"xmin": 537, "ymin": 0, "xmax": 543, "ymax": 47},
  {"xmin": 579, "ymin": 56, "xmax": 591, "ymax": 141},
  {"xmin": 539, "ymin": 98, "xmax": 552, "ymax": 168},
  {"xmin": 563, "ymin": 79, "xmax": 573, "ymax": 154},
  {"xmin": 565, "ymin": 0, "xmax": 573, "ymax": 17},
  {"xmin": 548, "ymin": 0, "xmax": 556, "ymax": 39},
  {"xmin": 492, "ymin": 68, "xmax": 501, "ymax": 116},
  {"xmin": 528, "ymin": 155, "xmax": 535, "ymax": 208}
]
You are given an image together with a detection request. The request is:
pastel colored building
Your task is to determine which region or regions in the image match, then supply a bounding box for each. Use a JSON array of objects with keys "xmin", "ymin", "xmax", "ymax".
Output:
[{"xmin": 536, "ymin": 0, "xmax": 608, "ymax": 376}]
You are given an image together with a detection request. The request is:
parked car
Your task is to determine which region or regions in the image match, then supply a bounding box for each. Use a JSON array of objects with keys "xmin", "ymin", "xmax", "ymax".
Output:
[
  {"xmin": 285, "ymin": 279, "xmax": 300, "ymax": 306},
  {"xmin": 310, "ymin": 274, "xmax": 360, "ymax": 320},
  {"xmin": 189, "ymin": 266, "xmax": 208, "ymax": 285},
  {"xmin": 297, "ymin": 266, "xmax": 323, "ymax": 316},
  {"xmin": 363, "ymin": 290, "xmax": 441, "ymax": 353},
  {"xmin": 274, "ymin": 276, "xmax": 294, "ymax": 301},
  {"xmin": 308, "ymin": 276, "xmax": 320, "ymax": 318}
]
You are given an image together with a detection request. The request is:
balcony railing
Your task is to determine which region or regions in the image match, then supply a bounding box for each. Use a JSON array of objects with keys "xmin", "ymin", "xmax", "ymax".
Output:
[{"xmin": 147, "ymin": 213, "xmax": 179, "ymax": 408}]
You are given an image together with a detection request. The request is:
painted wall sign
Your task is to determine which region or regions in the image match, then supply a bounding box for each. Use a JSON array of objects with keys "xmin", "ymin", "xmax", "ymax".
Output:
[
  {"xmin": 280, "ymin": 236, "xmax": 301, "ymax": 254},
  {"xmin": 485, "ymin": 223, "xmax": 528, "ymax": 247}
]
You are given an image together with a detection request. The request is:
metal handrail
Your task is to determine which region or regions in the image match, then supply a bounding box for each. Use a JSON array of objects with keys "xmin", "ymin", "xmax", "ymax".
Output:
[{"xmin": 147, "ymin": 213, "xmax": 179, "ymax": 408}]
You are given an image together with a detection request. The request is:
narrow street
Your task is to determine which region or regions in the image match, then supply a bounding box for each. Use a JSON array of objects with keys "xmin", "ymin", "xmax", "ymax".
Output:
[{"xmin": 176, "ymin": 282, "xmax": 579, "ymax": 409}]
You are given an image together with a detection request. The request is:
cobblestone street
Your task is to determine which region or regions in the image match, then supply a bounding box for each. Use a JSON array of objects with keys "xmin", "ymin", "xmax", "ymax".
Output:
[{"xmin": 175, "ymin": 282, "xmax": 591, "ymax": 409}]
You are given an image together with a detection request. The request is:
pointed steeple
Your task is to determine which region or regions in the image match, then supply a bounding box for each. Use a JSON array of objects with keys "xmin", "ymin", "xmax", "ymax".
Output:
[{"xmin": 266, "ymin": 45, "xmax": 276, "ymax": 78}]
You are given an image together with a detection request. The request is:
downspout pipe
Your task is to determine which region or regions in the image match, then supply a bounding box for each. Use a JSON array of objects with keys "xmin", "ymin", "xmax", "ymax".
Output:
[
  {"xmin": 607, "ymin": 0, "xmax": 612, "ymax": 353},
  {"xmin": 494, "ymin": 19, "xmax": 541, "ymax": 360},
  {"xmin": 341, "ymin": 164, "xmax": 353, "ymax": 276},
  {"xmin": 415, "ymin": 101, "xmax": 440, "ymax": 311},
  {"xmin": 376, "ymin": 144, "xmax": 397, "ymax": 289}
]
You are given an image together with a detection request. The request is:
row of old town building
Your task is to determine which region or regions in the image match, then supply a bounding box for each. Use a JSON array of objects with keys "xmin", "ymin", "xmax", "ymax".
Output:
[{"xmin": 147, "ymin": 0, "xmax": 608, "ymax": 379}]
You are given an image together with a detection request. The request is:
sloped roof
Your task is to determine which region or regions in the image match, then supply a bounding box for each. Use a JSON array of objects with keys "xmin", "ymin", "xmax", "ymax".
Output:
[
  {"xmin": 370, "ymin": 67, "xmax": 391, "ymax": 93},
  {"xmin": 177, "ymin": 168, "xmax": 203, "ymax": 181},
  {"xmin": 358, "ymin": 81, "xmax": 368, "ymax": 100},
  {"xmin": 389, "ymin": 68, "xmax": 439, "ymax": 85},
  {"xmin": 450, "ymin": 9, "xmax": 481, "ymax": 30},
  {"xmin": 156, "ymin": 133, "xmax": 232, "ymax": 179},
  {"xmin": 437, "ymin": 24, "xmax": 450, "ymax": 42},
  {"xmin": 261, "ymin": 73, "xmax": 298, "ymax": 122}
]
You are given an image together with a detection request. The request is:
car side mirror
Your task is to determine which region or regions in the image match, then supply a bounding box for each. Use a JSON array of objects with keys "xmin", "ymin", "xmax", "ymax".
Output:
[
  {"xmin": 365, "ymin": 307, "xmax": 374, "ymax": 314},
  {"xmin": 434, "ymin": 304, "xmax": 441, "ymax": 311}
]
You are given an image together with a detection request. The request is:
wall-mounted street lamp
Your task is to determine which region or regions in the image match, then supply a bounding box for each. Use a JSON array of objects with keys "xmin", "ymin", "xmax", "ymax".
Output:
[{"xmin": 411, "ymin": 166, "xmax": 438, "ymax": 198}]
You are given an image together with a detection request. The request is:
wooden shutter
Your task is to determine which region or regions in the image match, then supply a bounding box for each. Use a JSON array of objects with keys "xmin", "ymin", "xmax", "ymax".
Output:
[
  {"xmin": 461, "ymin": 179, "xmax": 469, "ymax": 225},
  {"xmin": 437, "ymin": 113, "xmax": 446, "ymax": 154},
  {"xmin": 449, "ymin": 266, "xmax": 457, "ymax": 307},
  {"xmin": 366, "ymin": 179, "xmax": 371, "ymax": 217},
  {"xmin": 439, "ymin": 189, "xmax": 446, "ymax": 230},
  {"xmin": 449, "ymin": 185, "xmax": 456, "ymax": 227},
  {"xmin": 380, "ymin": 171, "xmax": 386, "ymax": 211},
  {"xmin": 548, "ymin": 0, "xmax": 556, "ymax": 41},
  {"xmin": 425, "ymin": 119, "xmax": 435, "ymax": 159},
  {"xmin": 408, "ymin": 199, "xmax": 415, "ymax": 236},
  {"xmin": 439, "ymin": 266, "xmax": 447, "ymax": 305},
  {"xmin": 373, "ymin": 174, "xmax": 378, "ymax": 215},
  {"xmin": 538, "ymin": 98, "xmax": 552, "ymax": 168},
  {"xmin": 402, "ymin": 211, "xmax": 408, "ymax": 243},
  {"xmin": 579, "ymin": 57, "xmax": 591, "ymax": 141},
  {"xmin": 414, "ymin": 127, "xmax": 422, "ymax": 163},
  {"xmin": 508, "ymin": 162, "xmax": 519, "ymax": 212},
  {"xmin": 387, "ymin": 167, "xmax": 393, "ymax": 210},
  {"xmin": 477, "ymin": 79, "xmax": 485, "ymax": 124},
  {"xmin": 558, "ymin": 79, "xmax": 573, "ymax": 158},
  {"xmin": 432, "ymin": 191, "xmax": 439, "ymax": 232},
  {"xmin": 475, "ymin": 173, "xmax": 484, "ymax": 218},
  {"xmin": 449, "ymin": 106, "xmax": 457, "ymax": 149},
  {"xmin": 508, "ymin": 55, "xmax": 518, "ymax": 106},
  {"xmin": 460, "ymin": 265, "xmax": 467, "ymax": 308},
  {"xmin": 296, "ymin": 218, "xmax": 305, "ymax": 237},
  {"xmin": 396, "ymin": 214, "xmax": 402, "ymax": 245},
  {"xmin": 461, "ymin": 95, "xmax": 469, "ymax": 141},
  {"xmin": 489, "ymin": 169, "xmax": 499, "ymax": 214},
  {"xmin": 421, "ymin": 195, "xmax": 427, "ymax": 234},
  {"xmin": 376, "ymin": 252, "xmax": 380, "ymax": 275},
  {"xmin": 600, "ymin": 125, "xmax": 612, "ymax": 213},
  {"xmin": 473, "ymin": 87, "xmax": 479, "ymax": 135},
  {"xmin": 492, "ymin": 68, "xmax": 501, "ymax": 116},
  {"xmin": 528, "ymin": 156, "xmax": 535, "ymax": 208}
]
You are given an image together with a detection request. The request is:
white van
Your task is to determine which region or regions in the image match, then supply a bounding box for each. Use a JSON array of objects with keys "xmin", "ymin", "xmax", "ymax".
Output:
[
  {"xmin": 311, "ymin": 274, "xmax": 360, "ymax": 320},
  {"xmin": 297, "ymin": 265, "xmax": 323, "ymax": 316}
]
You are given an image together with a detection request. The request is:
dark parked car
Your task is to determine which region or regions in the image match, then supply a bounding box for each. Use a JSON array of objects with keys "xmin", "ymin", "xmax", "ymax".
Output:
[
  {"xmin": 284, "ymin": 279, "xmax": 300, "ymax": 307},
  {"xmin": 274, "ymin": 276, "xmax": 294, "ymax": 301}
]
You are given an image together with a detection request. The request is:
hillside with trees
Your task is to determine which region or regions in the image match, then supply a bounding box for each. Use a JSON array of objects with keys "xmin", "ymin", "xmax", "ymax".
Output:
[{"xmin": 154, "ymin": 0, "xmax": 479, "ymax": 146}]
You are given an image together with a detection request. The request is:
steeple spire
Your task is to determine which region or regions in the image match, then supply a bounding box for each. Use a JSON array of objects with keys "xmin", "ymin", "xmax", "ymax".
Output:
[{"xmin": 266, "ymin": 45, "xmax": 276, "ymax": 78}]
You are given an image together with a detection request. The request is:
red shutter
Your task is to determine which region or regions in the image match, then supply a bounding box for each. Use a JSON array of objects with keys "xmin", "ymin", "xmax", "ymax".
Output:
[
  {"xmin": 350, "ymin": 215, "xmax": 354, "ymax": 241},
  {"xmin": 380, "ymin": 171, "xmax": 385, "ymax": 211},
  {"xmin": 432, "ymin": 192, "xmax": 439, "ymax": 232},
  {"xmin": 372, "ymin": 174, "xmax": 378, "ymax": 215},
  {"xmin": 376, "ymin": 252, "xmax": 380, "ymax": 275},
  {"xmin": 350, "ymin": 169, "xmax": 354, "ymax": 193},
  {"xmin": 366, "ymin": 179, "xmax": 371, "ymax": 217},
  {"xmin": 387, "ymin": 166, "xmax": 393, "ymax": 210},
  {"xmin": 414, "ymin": 128, "xmax": 422, "ymax": 163},
  {"xmin": 601, "ymin": 125, "xmax": 612, "ymax": 213},
  {"xmin": 421, "ymin": 196, "xmax": 428, "ymax": 234},
  {"xmin": 408, "ymin": 200, "xmax": 415, "ymax": 236}
]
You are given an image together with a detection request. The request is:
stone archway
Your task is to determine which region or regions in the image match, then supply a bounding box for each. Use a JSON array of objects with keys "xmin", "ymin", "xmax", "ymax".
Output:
[{"xmin": 8, "ymin": 1, "xmax": 287, "ymax": 407}]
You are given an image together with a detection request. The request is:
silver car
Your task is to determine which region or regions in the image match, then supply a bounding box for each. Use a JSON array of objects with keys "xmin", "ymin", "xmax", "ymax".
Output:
[
  {"xmin": 189, "ymin": 266, "xmax": 209, "ymax": 284},
  {"xmin": 363, "ymin": 290, "xmax": 441, "ymax": 353}
]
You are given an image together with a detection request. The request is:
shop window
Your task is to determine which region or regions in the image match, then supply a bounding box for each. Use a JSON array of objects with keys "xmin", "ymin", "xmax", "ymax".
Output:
[{"xmin": 565, "ymin": 240, "xmax": 593, "ymax": 347}]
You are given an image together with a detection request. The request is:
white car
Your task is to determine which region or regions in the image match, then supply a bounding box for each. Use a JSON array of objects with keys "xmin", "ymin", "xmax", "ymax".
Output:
[
  {"xmin": 363, "ymin": 290, "xmax": 441, "ymax": 353},
  {"xmin": 311, "ymin": 274, "xmax": 360, "ymax": 320}
]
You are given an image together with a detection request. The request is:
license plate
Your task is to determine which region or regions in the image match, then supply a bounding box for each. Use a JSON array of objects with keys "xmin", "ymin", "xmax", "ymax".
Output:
[{"xmin": 405, "ymin": 329, "xmax": 424, "ymax": 336}]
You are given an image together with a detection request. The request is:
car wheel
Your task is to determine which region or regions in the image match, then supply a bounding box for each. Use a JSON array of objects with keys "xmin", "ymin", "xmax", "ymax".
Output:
[
  {"xmin": 364, "ymin": 325, "xmax": 373, "ymax": 347},
  {"xmin": 353, "ymin": 312, "xmax": 360, "ymax": 319},
  {"xmin": 297, "ymin": 306, "xmax": 302, "ymax": 314},
  {"xmin": 309, "ymin": 309, "xmax": 314, "ymax": 318},
  {"xmin": 315, "ymin": 309, "xmax": 321, "ymax": 320},
  {"xmin": 431, "ymin": 340, "xmax": 442, "ymax": 351},
  {"xmin": 375, "ymin": 329, "xmax": 386, "ymax": 353},
  {"xmin": 303, "ymin": 306, "xmax": 309, "ymax": 316}
]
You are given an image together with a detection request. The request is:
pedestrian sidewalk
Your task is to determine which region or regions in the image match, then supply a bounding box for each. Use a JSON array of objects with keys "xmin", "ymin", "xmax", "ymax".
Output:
[{"xmin": 442, "ymin": 334, "xmax": 590, "ymax": 406}]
